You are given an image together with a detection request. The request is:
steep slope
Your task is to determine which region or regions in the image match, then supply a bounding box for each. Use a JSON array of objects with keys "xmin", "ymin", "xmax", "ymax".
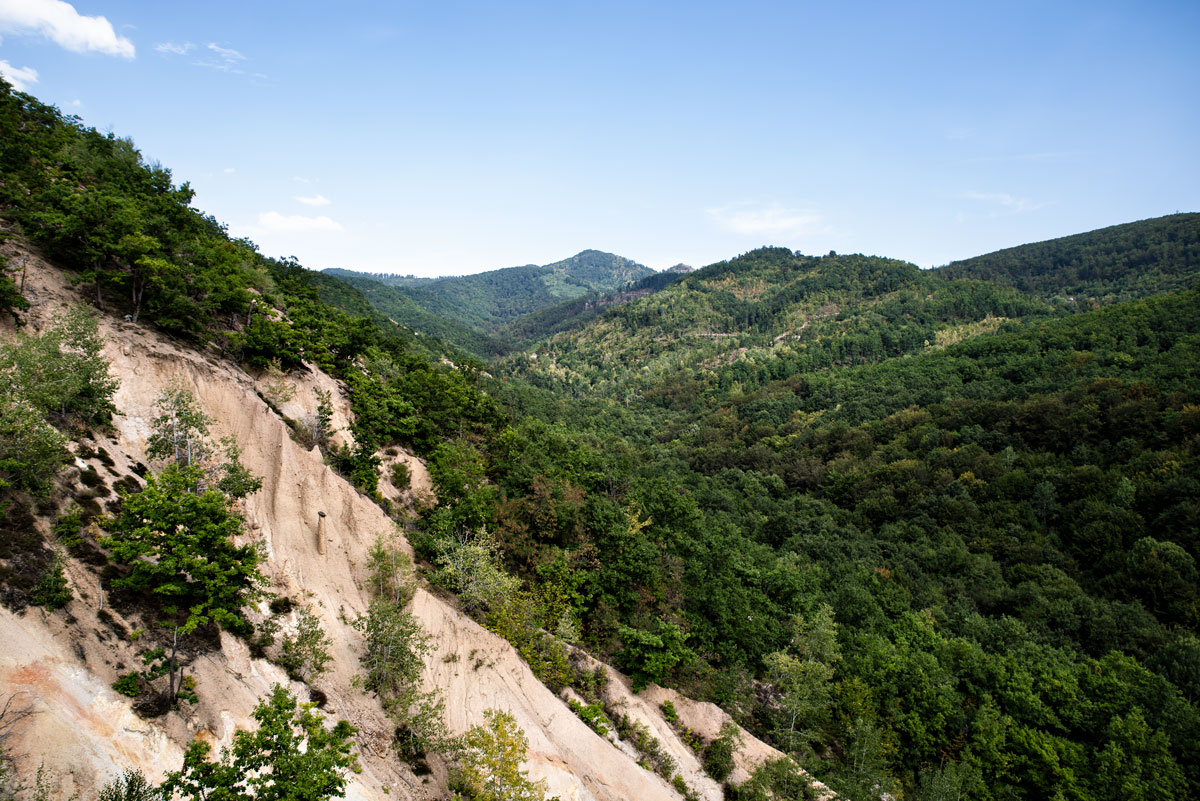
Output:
[
  {"xmin": 502, "ymin": 247, "xmax": 1053, "ymax": 402},
  {"xmin": 937, "ymin": 212, "xmax": 1200, "ymax": 301},
  {"xmin": 479, "ymin": 228, "xmax": 1200, "ymax": 799},
  {"xmin": 327, "ymin": 250, "xmax": 655, "ymax": 334},
  {"xmin": 0, "ymin": 242, "xmax": 800, "ymax": 800},
  {"xmin": 497, "ymin": 269, "xmax": 689, "ymax": 350},
  {"xmin": 318, "ymin": 271, "xmax": 502, "ymax": 356}
]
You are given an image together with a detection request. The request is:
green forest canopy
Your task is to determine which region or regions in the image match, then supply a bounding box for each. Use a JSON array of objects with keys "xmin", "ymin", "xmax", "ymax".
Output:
[{"xmin": 2, "ymin": 77, "xmax": 1198, "ymax": 801}]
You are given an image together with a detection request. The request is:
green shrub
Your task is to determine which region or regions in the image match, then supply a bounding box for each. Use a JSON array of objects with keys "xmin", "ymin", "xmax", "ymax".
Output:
[
  {"xmin": 611, "ymin": 710, "xmax": 676, "ymax": 779},
  {"xmin": 53, "ymin": 506, "xmax": 86, "ymax": 551},
  {"xmin": 703, "ymin": 723, "xmax": 741, "ymax": 783},
  {"xmin": 390, "ymin": 462, "xmax": 410, "ymax": 489},
  {"xmin": 112, "ymin": 673, "xmax": 141, "ymax": 697},
  {"xmin": 568, "ymin": 699, "xmax": 610, "ymax": 737},
  {"xmin": 277, "ymin": 605, "xmax": 333, "ymax": 682},
  {"xmin": 0, "ymin": 256, "xmax": 29, "ymax": 323},
  {"xmin": 31, "ymin": 552, "xmax": 71, "ymax": 610},
  {"xmin": 97, "ymin": 768, "xmax": 159, "ymax": 801}
]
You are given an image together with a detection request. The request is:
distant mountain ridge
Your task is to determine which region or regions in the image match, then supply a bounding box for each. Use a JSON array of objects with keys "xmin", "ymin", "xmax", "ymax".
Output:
[
  {"xmin": 501, "ymin": 215, "xmax": 1200, "ymax": 401},
  {"xmin": 325, "ymin": 249, "xmax": 655, "ymax": 336},
  {"xmin": 938, "ymin": 213, "xmax": 1200, "ymax": 301}
]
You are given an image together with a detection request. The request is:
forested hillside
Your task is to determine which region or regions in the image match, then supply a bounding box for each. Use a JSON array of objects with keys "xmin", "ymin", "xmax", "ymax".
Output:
[
  {"xmin": 3, "ymin": 73, "xmax": 1198, "ymax": 801},
  {"xmin": 454, "ymin": 226, "xmax": 1200, "ymax": 799},
  {"xmin": 327, "ymin": 249, "xmax": 655, "ymax": 335},
  {"xmin": 316, "ymin": 269, "xmax": 503, "ymax": 356},
  {"xmin": 502, "ymin": 247, "xmax": 1058, "ymax": 402},
  {"xmin": 938, "ymin": 213, "xmax": 1200, "ymax": 301},
  {"xmin": 496, "ymin": 268, "xmax": 688, "ymax": 350}
]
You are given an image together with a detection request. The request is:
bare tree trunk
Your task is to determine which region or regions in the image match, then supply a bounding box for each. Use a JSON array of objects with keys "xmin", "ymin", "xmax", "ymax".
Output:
[
  {"xmin": 92, "ymin": 260, "xmax": 106, "ymax": 311},
  {"xmin": 168, "ymin": 626, "xmax": 180, "ymax": 703},
  {"xmin": 131, "ymin": 275, "xmax": 144, "ymax": 323}
]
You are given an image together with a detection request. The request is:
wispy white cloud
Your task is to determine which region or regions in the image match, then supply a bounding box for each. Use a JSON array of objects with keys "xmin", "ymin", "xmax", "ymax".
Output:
[
  {"xmin": 707, "ymin": 202, "xmax": 827, "ymax": 237},
  {"xmin": 295, "ymin": 194, "xmax": 331, "ymax": 207},
  {"xmin": 963, "ymin": 191, "xmax": 1041, "ymax": 216},
  {"xmin": 191, "ymin": 41, "xmax": 256, "ymax": 75},
  {"xmin": 222, "ymin": 167, "xmax": 236, "ymax": 174},
  {"xmin": 293, "ymin": 176, "xmax": 311, "ymax": 184},
  {"xmin": 69, "ymin": 97, "xmax": 80, "ymax": 106},
  {"xmin": 206, "ymin": 42, "xmax": 244, "ymax": 63},
  {"xmin": 0, "ymin": 0, "xmax": 134, "ymax": 58},
  {"xmin": 0, "ymin": 58, "xmax": 38, "ymax": 90},
  {"xmin": 154, "ymin": 41, "xmax": 193, "ymax": 56},
  {"xmin": 256, "ymin": 211, "xmax": 343, "ymax": 233}
]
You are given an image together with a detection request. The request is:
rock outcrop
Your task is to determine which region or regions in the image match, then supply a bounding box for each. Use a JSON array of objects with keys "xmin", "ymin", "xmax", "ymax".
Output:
[{"xmin": 0, "ymin": 240, "xmax": 814, "ymax": 800}]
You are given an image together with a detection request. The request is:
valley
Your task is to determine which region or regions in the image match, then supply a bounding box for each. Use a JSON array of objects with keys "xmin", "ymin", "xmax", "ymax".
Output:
[{"xmin": 1, "ymin": 77, "xmax": 1198, "ymax": 801}]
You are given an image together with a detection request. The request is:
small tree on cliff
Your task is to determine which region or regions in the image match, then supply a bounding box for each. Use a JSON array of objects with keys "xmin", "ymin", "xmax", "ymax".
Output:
[
  {"xmin": 146, "ymin": 382, "xmax": 262, "ymax": 498},
  {"xmin": 451, "ymin": 709, "xmax": 548, "ymax": 801},
  {"xmin": 161, "ymin": 684, "xmax": 357, "ymax": 801},
  {"xmin": 103, "ymin": 463, "xmax": 264, "ymax": 703}
]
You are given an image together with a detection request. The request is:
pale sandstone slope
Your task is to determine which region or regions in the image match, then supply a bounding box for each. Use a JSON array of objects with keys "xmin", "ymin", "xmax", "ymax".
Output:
[{"xmin": 0, "ymin": 243, "xmax": 809, "ymax": 800}]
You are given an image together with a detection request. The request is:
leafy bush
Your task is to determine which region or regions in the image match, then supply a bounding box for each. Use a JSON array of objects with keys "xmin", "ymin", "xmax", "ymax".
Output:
[
  {"xmin": 160, "ymin": 685, "xmax": 356, "ymax": 800},
  {"xmin": 277, "ymin": 605, "xmax": 333, "ymax": 682},
  {"xmin": 432, "ymin": 531, "xmax": 519, "ymax": 615},
  {"xmin": 0, "ymin": 304, "xmax": 118, "ymax": 424},
  {"xmin": 451, "ymin": 709, "xmax": 548, "ymax": 801},
  {"xmin": 102, "ymin": 463, "xmax": 263, "ymax": 634},
  {"xmin": 0, "ymin": 256, "xmax": 28, "ymax": 323},
  {"xmin": 0, "ymin": 305, "xmax": 117, "ymax": 494},
  {"xmin": 726, "ymin": 757, "xmax": 814, "ymax": 801},
  {"xmin": 112, "ymin": 673, "xmax": 140, "ymax": 698},
  {"xmin": 611, "ymin": 710, "xmax": 676, "ymax": 779},
  {"xmin": 30, "ymin": 551, "xmax": 70, "ymax": 610},
  {"xmin": 568, "ymin": 699, "xmax": 610, "ymax": 737},
  {"xmin": 98, "ymin": 768, "xmax": 160, "ymax": 801},
  {"xmin": 702, "ymin": 723, "xmax": 742, "ymax": 783},
  {"xmin": 0, "ymin": 397, "xmax": 67, "ymax": 495},
  {"xmin": 390, "ymin": 461, "xmax": 410, "ymax": 489},
  {"xmin": 571, "ymin": 662, "xmax": 609, "ymax": 704},
  {"xmin": 617, "ymin": 622, "xmax": 691, "ymax": 692}
]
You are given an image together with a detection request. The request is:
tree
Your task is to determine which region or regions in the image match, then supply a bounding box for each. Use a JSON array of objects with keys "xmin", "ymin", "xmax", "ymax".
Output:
[
  {"xmin": 0, "ymin": 304, "xmax": 115, "ymax": 493},
  {"xmin": 763, "ymin": 604, "xmax": 841, "ymax": 755},
  {"xmin": 161, "ymin": 685, "xmax": 356, "ymax": 801},
  {"xmin": 0, "ymin": 694, "xmax": 35, "ymax": 800},
  {"xmin": 146, "ymin": 382, "xmax": 216, "ymax": 471},
  {"xmin": 103, "ymin": 463, "xmax": 263, "ymax": 703},
  {"xmin": 353, "ymin": 597, "xmax": 429, "ymax": 697},
  {"xmin": 0, "ymin": 395, "xmax": 67, "ymax": 495},
  {"xmin": 433, "ymin": 530, "xmax": 520, "ymax": 615},
  {"xmin": 103, "ymin": 463, "xmax": 262, "ymax": 633},
  {"xmin": 98, "ymin": 768, "xmax": 161, "ymax": 801},
  {"xmin": 277, "ymin": 605, "xmax": 333, "ymax": 682},
  {"xmin": 353, "ymin": 536, "xmax": 451, "ymax": 759},
  {"xmin": 0, "ymin": 303, "xmax": 118, "ymax": 423},
  {"xmin": 703, "ymin": 722, "xmax": 742, "ymax": 783},
  {"xmin": 146, "ymin": 382, "xmax": 261, "ymax": 498},
  {"xmin": 1092, "ymin": 708, "xmax": 1186, "ymax": 801},
  {"xmin": 452, "ymin": 709, "xmax": 548, "ymax": 801},
  {"xmin": 617, "ymin": 621, "xmax": 691, "ymax": 692}
]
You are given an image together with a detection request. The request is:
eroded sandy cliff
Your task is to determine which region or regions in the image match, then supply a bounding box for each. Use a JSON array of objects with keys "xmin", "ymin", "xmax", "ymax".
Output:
[{"xmin": 0, "ymin": 243, "xmax": 816, "ymax": 800}]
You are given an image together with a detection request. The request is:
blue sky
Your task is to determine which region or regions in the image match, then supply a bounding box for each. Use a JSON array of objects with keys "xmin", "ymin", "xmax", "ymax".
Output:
[{"xmin": 1, "ymin": 0, "xmax": 1197, "ymax": 276}]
